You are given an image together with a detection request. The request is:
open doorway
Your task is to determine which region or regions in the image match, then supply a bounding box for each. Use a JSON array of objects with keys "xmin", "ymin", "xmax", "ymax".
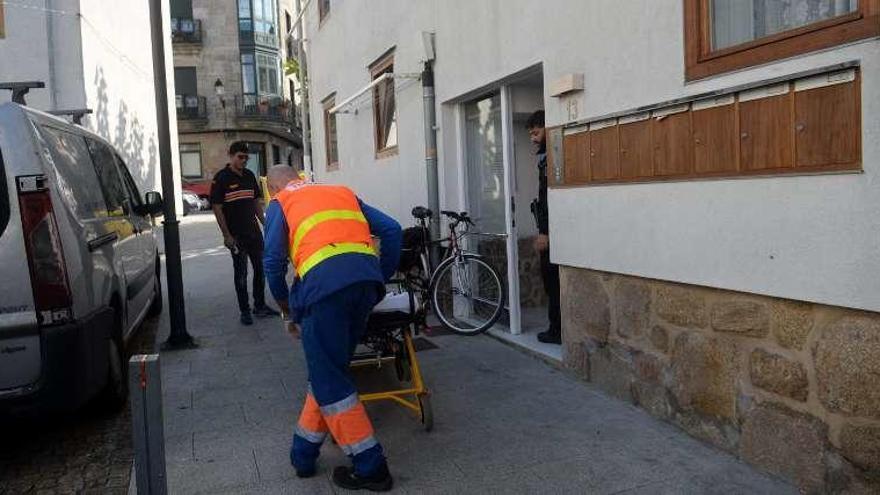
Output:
[
  {"xmin": 504, "ymin": 74, "xmax": 559, "ymax": 359},
  {"xmin": 455, "ymin": 67, "xmax": 557, "ymax": 360}
]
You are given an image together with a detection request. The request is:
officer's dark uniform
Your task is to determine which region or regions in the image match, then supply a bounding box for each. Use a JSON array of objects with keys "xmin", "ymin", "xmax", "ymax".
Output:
[
  {"xmin": 210, "ymin": 165, "xmax": 268, "ymax": 315},
  {"xmin": 533, "ymin": 144, "xmax": 562, "ymax": 339}
]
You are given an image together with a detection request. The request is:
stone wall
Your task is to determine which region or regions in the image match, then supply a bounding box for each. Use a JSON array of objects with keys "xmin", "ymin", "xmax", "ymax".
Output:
[
  {"xmin": 560, "ymin": 267, "xmax": 880, "ymax": 494},
  {"xmin": 475, "ymin": 236, "xmax": 547, "ymax": 308}
]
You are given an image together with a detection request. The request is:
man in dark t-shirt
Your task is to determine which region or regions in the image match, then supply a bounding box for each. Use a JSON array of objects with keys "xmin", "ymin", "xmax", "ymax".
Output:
[{"xmin": 210, "ymin": 141, "xmax": 279, "ymax": 325}]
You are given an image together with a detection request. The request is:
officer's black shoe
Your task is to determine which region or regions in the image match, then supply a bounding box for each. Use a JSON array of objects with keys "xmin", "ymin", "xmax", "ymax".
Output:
[
  {"xmin": 537, "ymin": 330, "xmax": 561, "ymax": 344},
  {"xmin": 240, "ymin": 311, "xmax": 254, "ymax": 326},
  {"xmin": 332, "ymin": 464, "xmax": 393, "ymax": 492},
  {"xmin": 253, "ymin": 305, "xmax": 280, "ymax": 318}
]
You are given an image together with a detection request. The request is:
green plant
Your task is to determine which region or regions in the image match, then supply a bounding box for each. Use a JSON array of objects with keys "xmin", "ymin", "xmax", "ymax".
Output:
[{"xmin": 284, "ymin": 59, "xmax": 300, "ymax": 80}]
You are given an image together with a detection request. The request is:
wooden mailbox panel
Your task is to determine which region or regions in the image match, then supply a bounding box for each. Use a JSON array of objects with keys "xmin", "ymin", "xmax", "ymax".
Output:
[
  {"xmin": 652, "ymin": 109, "xmax": 693, "ymax": 176},
  {"xmin": 563, "ymin": 130, "xmax": 590, "ymax": 185},
  {"xmin": 740, "ymin": 87, "xmax": 793, "ymax": 171},
  {"xmin": 619, "ymin": 118, "xmax": 653, "ymax": 179},
  {"xmin": 795, "ymin": 76, "xmax": 860, "ymax": 168},
  {"xmin": 589, "ymin": 125, "xmax": 620, "ymax": 181},
  {"xmin": 692, "ymin": 99, "xmax": 738, "ymax": 174}
]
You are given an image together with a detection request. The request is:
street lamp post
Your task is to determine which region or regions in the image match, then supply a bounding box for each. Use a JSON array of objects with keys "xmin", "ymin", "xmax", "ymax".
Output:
[{"xmin": 148, "ymin": 0, "xmax": 195, "ymax": 350}]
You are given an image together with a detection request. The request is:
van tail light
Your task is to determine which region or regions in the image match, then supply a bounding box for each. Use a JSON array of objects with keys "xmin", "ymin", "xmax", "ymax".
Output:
[{"xmin": 17, "ymin": 175, "xmax": 72, "ymax": 326}]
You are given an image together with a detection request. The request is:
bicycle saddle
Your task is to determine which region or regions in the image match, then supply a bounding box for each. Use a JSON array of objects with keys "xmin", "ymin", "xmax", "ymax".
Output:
[{"xmin": 411, "ymin": 206, "xmax": 433, "ymax": 220}]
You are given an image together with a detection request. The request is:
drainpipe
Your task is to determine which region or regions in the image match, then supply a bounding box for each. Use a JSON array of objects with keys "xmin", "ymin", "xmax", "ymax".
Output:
[
  {"xmin": 422, "ymin": 60, "xmax": 440, "ymax": 257},
  {"xmin": 295, "ymin": 0, "xmax": 313, "ymax": 178}
]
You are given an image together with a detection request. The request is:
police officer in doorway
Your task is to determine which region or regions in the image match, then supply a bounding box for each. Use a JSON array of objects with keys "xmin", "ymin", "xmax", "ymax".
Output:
[{"xmin": 528, "ymin": 111, "xmax": 562, "ymax": 345}]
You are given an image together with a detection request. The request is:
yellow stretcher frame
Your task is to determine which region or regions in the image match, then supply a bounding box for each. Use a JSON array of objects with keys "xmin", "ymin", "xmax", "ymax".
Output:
[{"xmin": 351, "ymin": 327, "xmax": 433, "ymax": 431}]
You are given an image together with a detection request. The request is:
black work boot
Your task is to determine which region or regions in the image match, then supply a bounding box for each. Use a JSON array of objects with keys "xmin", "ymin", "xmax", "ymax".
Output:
[
  {"xmin": 332, "ymin": 463, "xmax": 393, "ymax": 492},
  {"xmin": 537, "ymin": 329, "xmax": 561, "ymax": 344},
  {"xmin": 240, "ymin": 311, "xmax": 254, "ymax": 326}
]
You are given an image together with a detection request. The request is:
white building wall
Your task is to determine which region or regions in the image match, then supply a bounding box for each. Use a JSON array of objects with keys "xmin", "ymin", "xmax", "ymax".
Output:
[
  {"xmin": 0, "ymin": 0, "xmax": 86, "ymax": 111},
  {"xmin": 78, "ymin": 0, "xmax": 178, "ymax": 197},
  {"xmin": 305, "ymin": 0, "xmax": 880, "ymax": 312},
  {"xmin": 0, "ymin": 0, "xmax": 179, "ymax": 202},
  {"xmin": 306, "ymin": 0, "xmax": 436, "ymax": 221}
]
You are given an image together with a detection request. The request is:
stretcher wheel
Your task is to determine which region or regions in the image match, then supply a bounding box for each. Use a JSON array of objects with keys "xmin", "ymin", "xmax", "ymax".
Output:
[{"xmin": 418, "ymin": 393, "xmax": 433, "ymax": 432}]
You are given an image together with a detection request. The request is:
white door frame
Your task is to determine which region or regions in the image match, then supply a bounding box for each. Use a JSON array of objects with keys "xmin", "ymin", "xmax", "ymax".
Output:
[
  {"xmin": 455, "ymin": 88, "xmax": 522, "ymax": 335},
  {"xmin": 499, "ymin": 85, "xmax": 522, "ymax": 335}
]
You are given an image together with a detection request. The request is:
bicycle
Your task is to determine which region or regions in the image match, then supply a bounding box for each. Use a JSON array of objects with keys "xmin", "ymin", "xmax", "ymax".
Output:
[{"xmin": 401, "ymin": 206, "xmax": 506, "ymax": 336}]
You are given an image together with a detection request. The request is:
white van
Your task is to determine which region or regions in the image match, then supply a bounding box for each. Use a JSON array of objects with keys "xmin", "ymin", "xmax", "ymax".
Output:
[{"xmin": 0, "ymin": 102, "xmax": 163, "ymax": 414}]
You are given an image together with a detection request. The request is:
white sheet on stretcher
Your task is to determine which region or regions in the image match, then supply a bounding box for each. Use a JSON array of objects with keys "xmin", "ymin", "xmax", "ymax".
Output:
[{"xmin": 373, "ymin": 291, "xmax": 412, "ymax": 314}]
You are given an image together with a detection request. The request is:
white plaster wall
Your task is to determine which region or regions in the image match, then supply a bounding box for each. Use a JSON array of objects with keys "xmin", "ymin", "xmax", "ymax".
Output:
[
  {"xmin": 78, "ymin": 0, "xmax": 180, "ymax": 200},
  {"xmin": 305, "ymin": 0, "xmax": 880, "ymax": 311},
  {"xmin": 0, "ymin": 0, "xmax": 86, "ymax": 111},
  {"xmin": 305, "ymin": 0, "xmax": 435, "ymax": 221},
  {"xmin": 0, "ymin": 0, "xmax": 179, "ymax": 205}
]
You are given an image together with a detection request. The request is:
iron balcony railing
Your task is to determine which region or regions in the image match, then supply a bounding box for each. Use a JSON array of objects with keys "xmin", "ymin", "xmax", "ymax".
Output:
[
  {"xmin": 235, "ymin": 95, "xmax": 293, "ymax": 123},
  {"xmin": 171, "ymin": 18, "xmax": 202, "ymax": 44},
  {"xmin": 176, "ymin": 95, "xmax": 207, "ymax": 120}
]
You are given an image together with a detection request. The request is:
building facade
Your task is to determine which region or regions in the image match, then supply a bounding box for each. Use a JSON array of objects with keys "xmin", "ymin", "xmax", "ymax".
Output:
[
  {"xmin": 0, "ymin": 0, "xmax": 179, "ymax": 202},
  {"xmin": 170, "ymin": 0, "xmax": 303, "ymax": 185},
  {"xmin": 302, "ymin": 1, "xmax": 880, "ymax": 492}
]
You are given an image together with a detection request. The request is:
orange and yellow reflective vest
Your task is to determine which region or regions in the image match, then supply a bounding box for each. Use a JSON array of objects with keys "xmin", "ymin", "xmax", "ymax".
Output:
[{"xmin": 274, "ymin": 181, "xmax": 376, "ymax": 279}]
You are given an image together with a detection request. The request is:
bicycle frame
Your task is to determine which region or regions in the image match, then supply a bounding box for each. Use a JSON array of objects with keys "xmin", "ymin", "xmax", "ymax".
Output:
[{"xmin": 412, "ymin": 213, "xmax": 496, "ymax": 299}]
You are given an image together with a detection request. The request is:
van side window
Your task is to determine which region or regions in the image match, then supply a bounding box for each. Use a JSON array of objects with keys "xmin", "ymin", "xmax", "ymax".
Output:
[
  {"xmin": 85, "ymin": 139, "xmax": 127, "ymax": 216},
  {"xmin": 114, "ymin": 154, "xmax": 144, "ymax": 210},
  {"xmin": 37, "ymin": 126, "xmax": 108, "ymax": 221}
]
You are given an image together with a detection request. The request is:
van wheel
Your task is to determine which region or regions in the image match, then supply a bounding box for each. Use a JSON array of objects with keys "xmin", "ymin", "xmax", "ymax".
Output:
[
  {"xmin": 99, "ymin": 335, "xmax": 128, "ymax": 411},
  {"xmin": 147, "ymin": 259, "xmax": 162, "ymax": 317}
]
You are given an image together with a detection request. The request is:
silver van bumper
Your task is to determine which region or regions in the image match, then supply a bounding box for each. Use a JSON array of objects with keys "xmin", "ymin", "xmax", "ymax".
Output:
[{"xmin": 0, "ymin": 307, "xmax": 114, "ymax": 415}]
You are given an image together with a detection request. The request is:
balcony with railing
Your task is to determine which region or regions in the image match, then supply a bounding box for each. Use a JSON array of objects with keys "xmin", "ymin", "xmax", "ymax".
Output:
[
  {"xmin": 235, "ymin": 95, "xmax": 293, "ymax": 125},
  {"xmin": 171, "ymin": 18, "xmax": 202, "ymax": 44},
  {"xmin": 176, "ymin": 95, "xmax": 207, "ymax": 121}
]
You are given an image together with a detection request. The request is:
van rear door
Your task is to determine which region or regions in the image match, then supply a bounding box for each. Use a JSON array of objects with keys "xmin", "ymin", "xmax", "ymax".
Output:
[{"xmin": 0, "ymin": 108, "xmax": 42, "ymax": 392}]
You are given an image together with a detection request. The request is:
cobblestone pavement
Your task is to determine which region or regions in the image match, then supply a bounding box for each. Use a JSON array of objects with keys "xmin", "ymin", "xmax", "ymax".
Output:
[{"xmin": 0, "ymin": 302, "xmax": 160, "ymax": 495}]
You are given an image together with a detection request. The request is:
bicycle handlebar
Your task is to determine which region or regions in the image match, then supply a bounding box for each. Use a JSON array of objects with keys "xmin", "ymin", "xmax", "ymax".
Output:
[{"xmin": 440, "ymin": 210, "xmax": 475, "ymax": 226}]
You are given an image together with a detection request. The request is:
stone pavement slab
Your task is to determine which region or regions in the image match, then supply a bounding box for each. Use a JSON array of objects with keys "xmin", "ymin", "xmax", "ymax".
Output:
[{"xmin": 153, "ymin": 215, "xmax": 796, "ymax": 494}]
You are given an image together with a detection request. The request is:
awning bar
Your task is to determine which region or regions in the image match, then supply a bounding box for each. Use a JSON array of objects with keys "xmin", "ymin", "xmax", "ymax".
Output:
[{"xmin": 328, "ymin": 72, "xmax": 393, "ymax": 115}]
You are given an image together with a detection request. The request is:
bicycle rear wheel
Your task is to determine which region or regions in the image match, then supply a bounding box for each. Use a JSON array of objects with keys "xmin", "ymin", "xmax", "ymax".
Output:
[{"xmin": 430, "ymin": 254, "xmax": 505, "ymax": 335}]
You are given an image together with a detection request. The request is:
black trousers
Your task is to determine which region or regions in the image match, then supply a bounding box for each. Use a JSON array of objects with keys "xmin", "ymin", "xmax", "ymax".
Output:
[
  {"xmin": 231, "ymin": 236, "xmax": 266, "ymax": 313},
  {"xmin": 540, "ymin": 250, "xmax": 562, "ymax": 335}
]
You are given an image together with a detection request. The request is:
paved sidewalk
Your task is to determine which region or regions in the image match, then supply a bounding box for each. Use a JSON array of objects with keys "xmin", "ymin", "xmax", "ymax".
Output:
[{"xmin": 154, "ymin": 215, "xmax": 796, "ymax": 494}]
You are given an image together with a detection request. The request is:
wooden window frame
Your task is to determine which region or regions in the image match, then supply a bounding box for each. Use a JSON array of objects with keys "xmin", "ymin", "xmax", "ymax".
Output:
[
  {"xmin": 370, "ymin": 51, "xmax": 398, "ymax": 159},
  {"xmin": 685, "ymin": 0, "xmax": 880, "ymax": 81},
  {"xmin": 318, "ymin": 0, "xmax": 330, "ymax": 25},
  {"xmin": 322, "ymin": 93, "xmax": 340, "ymax": 171}
]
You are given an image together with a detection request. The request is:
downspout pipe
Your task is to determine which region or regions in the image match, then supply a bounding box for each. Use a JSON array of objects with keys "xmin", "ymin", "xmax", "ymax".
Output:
[
  {"xmin": 422, "ymin": 61, "xmax": 440, "ymax": 258},
  {"xmin": 295, "ymin": 0, "xmax": 313, "ymax": 178}
]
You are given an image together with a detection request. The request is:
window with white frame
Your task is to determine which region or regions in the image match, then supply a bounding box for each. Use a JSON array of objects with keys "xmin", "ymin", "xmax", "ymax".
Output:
[{"xmin": 179, "ymin": 143, "xmax": 202, "ymax": 178}]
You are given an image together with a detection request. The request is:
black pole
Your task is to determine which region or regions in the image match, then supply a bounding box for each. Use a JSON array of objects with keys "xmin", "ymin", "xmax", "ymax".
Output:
[{"xmin": 148, "ymin": 0, "xmax": 195, "ymax": 350}]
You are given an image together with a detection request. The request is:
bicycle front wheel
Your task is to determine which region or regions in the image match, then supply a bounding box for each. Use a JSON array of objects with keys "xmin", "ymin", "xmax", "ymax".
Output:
[{"xmin": 430, "ymin": 254, "xmax": 505, "ymax": 336}]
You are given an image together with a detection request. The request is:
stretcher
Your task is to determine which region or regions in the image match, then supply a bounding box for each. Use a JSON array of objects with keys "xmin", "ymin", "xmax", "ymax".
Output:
[{"xmin": 352, "ymin": 282, "xmax": 433, "ymax": 431}]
